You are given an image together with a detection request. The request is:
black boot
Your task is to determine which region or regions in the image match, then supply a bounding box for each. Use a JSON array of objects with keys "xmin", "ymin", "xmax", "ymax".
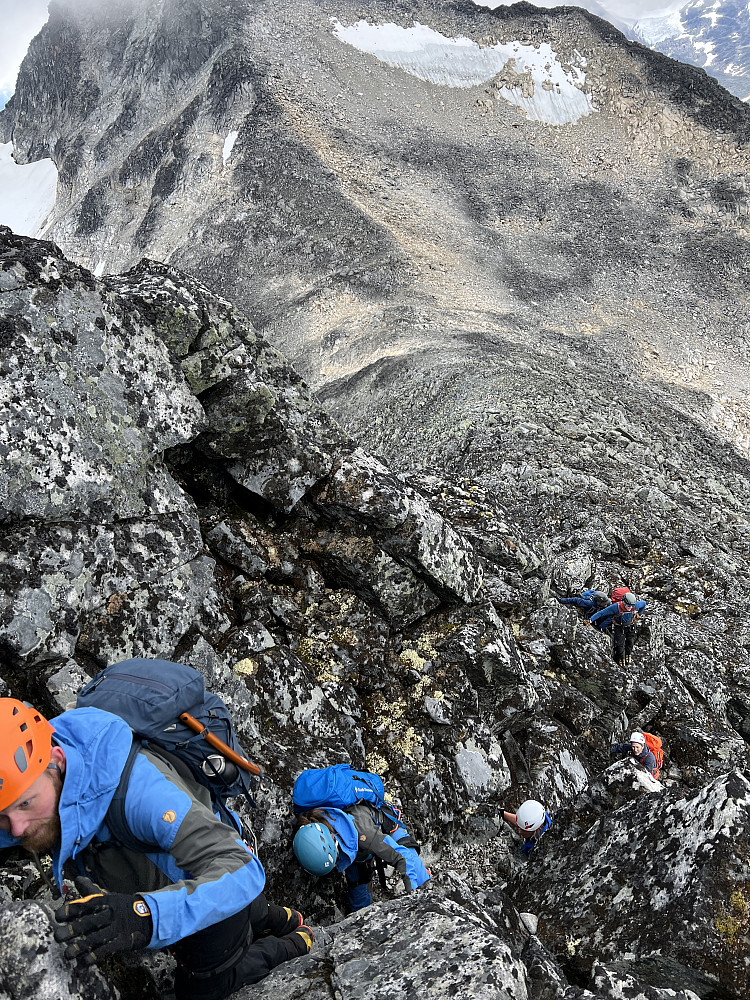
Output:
[
  {"xmin": 282, "ymin": 926, "xmax": 314, "ymax": 959},
  {"xmin": 265, "ymin": 904, "xmax": 303, "ymax": 937}
]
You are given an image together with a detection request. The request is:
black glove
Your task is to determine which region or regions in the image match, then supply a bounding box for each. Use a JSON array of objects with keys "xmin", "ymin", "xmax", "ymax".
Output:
[
  {"xmin": 54, "ymin": 876, "xmax": 153, "ymax": 965},
  {"xmin": 609, "ymin": 745, "xmax": 618, "ymax": 757},
  {"xmin": 401, "ymin": 875, "xmax": 414, "ymax": 894}
]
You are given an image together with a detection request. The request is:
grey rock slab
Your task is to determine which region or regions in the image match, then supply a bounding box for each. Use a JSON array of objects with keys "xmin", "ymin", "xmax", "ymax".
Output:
[
  {"xmin": 0, "ymin": 515, "xmax": 203, "ymax": 660},
  {"xmin": 590, "ymin": 962, "xmax": 702, "ymax": 999},
  {"xmin": 516, "ymin": 770, "xmax": 750, "ymax": 998},
  {"xmin": 75, "ymin": 554, "xmax": 231, "ymax": 665},
  {"xmin": 323, "ymin": 888, "xmax": 531, "ymax": 1000},
  {"xmin": 0, "ymin": 901, "xmax": 117, "ymax": 1000},
  {"xmin": 108, "ymin": 258, "xmax": 349, "ymax": 513},
  {"xmin": 300, "ymin": 528, "xmax": 441, "ymax": 626},
  {"xmin": 0, "ymin": 230, "xmax": 205, "ymax": 524},
  {"xmin": 314, "ymin": 450, "xmax": 483, "ymax": 603},
  {"xmin": 206, "ymin": 519, "xmax": 271, "ymax": 578}
]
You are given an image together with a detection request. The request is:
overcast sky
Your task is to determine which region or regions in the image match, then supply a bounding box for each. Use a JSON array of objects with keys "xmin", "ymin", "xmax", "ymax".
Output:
[
  {"xmin": 0, "ymin": 1, "xmax": 690, "ymax": 109},
  {"xmin": 0, "ymin": 0, "xmax": 48, "ymax": 105}
]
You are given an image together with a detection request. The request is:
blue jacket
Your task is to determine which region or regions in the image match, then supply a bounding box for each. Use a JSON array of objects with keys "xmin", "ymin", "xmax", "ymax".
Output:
[
  {"xmin": 610, "ymin": 741, "xmax": 658, "ymax": 779},
  {"xmin": 559, "ymin": 591, "xmax": 609, "ymax": 616},
  {"xmin": 590, "ymin": 600, "xmax": 647, "ymax": 631},
  {"xmin": 324, "ymin": 806, "xmax": 431, "ymax": 890},
  {"xmin": 0, "ymin": 708, "xmax": 266, "ymax": 948}
]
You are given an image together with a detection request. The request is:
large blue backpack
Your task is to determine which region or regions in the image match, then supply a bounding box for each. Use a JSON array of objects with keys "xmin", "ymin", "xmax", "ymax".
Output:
[
  {"xmin": 77, "ymin": 658, "xmax": 259, "ymax": 849},
  {"xmin": 292, "ymin": 764, "xmax": 404, "ymax": 828}
]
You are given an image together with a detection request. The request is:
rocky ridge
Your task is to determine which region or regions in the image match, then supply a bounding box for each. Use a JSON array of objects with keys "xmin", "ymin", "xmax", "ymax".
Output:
[
  {"xmin": 0, "ymin": 0, "xmax": 750, "ymax": 997},
  {"xmin": 2, "ymin": 229, "xmax": 750, "ymax": 999},
  {"xmin": 1, "ymin": 0, "xmax": 748, "ymax": 454}
]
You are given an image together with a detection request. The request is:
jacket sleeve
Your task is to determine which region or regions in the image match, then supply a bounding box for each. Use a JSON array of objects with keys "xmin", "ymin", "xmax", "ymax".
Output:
[
  {"xmin": 122, "ymin": 754, "xmax": 265, "ymax": 949},
  {"xmin": 560, "ymin": 597, "xmax": 591, "ymax": 609},
  {"xmin": 641, "ymin": 750, "xmax": 659, "ymax": 779},
  {"xmin": 590, "ymin": 605, "xmax": 614, "ymax": 630},
  {"xmin": 609, "ymin": 742, "xmax": 632, "ymax": 759},
  {"xmin": 348, "ymin": 804, "xmax": 409, "ymax": 880}
]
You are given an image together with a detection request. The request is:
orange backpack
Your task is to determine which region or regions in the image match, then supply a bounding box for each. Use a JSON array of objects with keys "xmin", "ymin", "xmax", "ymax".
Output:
[{"xmin": 642, "ymin": 732, "xmax": 663, "ymax": 780}]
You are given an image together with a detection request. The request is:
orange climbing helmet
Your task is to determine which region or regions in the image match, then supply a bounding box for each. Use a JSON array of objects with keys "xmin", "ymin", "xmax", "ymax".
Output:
[{"xmin": 0, "ymin": 699, "xmax": 55, "ymax": 811}]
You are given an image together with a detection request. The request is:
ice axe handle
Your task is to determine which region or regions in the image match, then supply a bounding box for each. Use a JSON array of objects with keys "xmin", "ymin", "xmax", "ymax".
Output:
[{"xmin": 179, "ymin": 712, "xmax": 262, "ymax": 776}]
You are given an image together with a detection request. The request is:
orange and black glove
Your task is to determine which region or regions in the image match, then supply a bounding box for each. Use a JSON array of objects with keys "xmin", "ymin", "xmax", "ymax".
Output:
[{"xmin": 54, "ymin": 876, "xmax": 153, "ymax": 965}]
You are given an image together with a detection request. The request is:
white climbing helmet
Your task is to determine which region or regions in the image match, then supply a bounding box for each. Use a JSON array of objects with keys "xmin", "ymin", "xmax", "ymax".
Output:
[
  {"xmin": 630, "ymin": 731, "xmax": 646, "ymax": 747},
  {"xmin": 516, "ymin": 799, "xmax": 546, "ymax": 832}
]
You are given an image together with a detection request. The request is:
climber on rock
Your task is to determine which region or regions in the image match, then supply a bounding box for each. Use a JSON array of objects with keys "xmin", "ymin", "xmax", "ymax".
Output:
[
  {"xmin": 293, "ymin": 803, "xmax": 431, "ymax": 912},
  {"xmin": 558, "ymin": 589, "xmax": 611, "ymax": 619},
  {"xmin": 590, "ymin": 590, "xmax": 647, "ymax": 666},
  {"xmin": 502, "ymin": 799, "xmax": 553, "ymax": 855},
  {"xmin": 0, "ymin": 698, "xmax": 311, "ymax": 1000},
  {"xmin": 610, "ymin": 731, "xmax": 659, "ymax": 780}
]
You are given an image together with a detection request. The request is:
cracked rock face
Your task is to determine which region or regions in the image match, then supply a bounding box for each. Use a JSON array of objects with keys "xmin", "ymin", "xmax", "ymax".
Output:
[
  {"xmin": 516, "ymin": 768, "xmax": 750, "ymax": 997},
  {"xmin": 0, "ymin": 901, "xmax": 117, "ymax": 1000},
  {"xmin": 1, "ymin": 1, "xmax": 750, "ymax": 989},
  {"xmin": 3, "ymin": 229, "xmax": 750, "ymax": 999}
]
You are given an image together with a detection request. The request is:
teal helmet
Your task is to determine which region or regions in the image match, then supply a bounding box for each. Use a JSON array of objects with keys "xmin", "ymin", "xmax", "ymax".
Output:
[{"xmin": 293, "ymin": 822, "xmax": 338, "ymax": 875}]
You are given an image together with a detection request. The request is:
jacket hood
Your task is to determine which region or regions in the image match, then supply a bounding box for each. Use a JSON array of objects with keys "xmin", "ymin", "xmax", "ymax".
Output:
[
  {"xmin": 324, "ymin": 808, "xmax": 360, "ymax": 869},
  {"xmin": 51, "ymin": 707, "xmax": 133, "ymax": 884}
]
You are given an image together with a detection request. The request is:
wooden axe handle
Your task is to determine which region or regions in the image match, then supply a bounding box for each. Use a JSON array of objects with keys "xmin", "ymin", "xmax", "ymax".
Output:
[{"xmin": 179, "ymin": 712, "xmax": 262, "ymax": 775}]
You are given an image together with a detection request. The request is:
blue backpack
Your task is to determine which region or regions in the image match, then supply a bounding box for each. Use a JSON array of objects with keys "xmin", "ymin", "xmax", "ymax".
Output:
[
  {"xmin": 77, "ymin": 658, "xmax": 259, "ymax": 849},
  {"xmin": 292, "ymin": 764, "xmax": 405, "ymax": 829}
]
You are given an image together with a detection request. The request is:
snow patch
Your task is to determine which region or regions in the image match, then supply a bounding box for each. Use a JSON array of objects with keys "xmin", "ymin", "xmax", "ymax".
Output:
[
  {"xmin": 694, "ymin": 39, "xmax": 716, "ymax": 66},
  {"xmin": 631, "ymin": 11, "xmax": 684, "ymax": 45},
  {"xmin": 94, "ymin": 260, "xmax": 106, "ymax": 277},
  {"xmin": 222, "ymin": 130, "xmax": 239, "ymax": 165},
  {"xmin": 0, "ymin": 143, "xmax": 57, "ymax": 236},
  {"xmin": 332, "ymin": 20, "xmax": 595, "ymax": 125}
]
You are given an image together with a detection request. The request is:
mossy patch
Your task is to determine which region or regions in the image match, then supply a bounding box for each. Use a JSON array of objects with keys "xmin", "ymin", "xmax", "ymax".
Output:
[{"xmin": 714, "ymin": 885, "xmax": 750, "ymax": 948}]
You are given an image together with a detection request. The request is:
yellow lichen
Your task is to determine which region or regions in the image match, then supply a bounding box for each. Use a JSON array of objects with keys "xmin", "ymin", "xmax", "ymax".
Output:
[
  {"xmin": 234, "ymin": 658, "xmax": 258, "ymax": 677},
  {"xmin": 715, "ymin": 913, "xmax": 741, "ymax": 944},
  {"xmin": 714, "ymin": 886, "xmax": 750, "ymax": 947},
  {"xmin": 730, "ymin": 890, "xmax": 749, "ymax": 917},
  {"xmin": 399, "ymin": 647, "xmax": 427, "ymax": 671}
]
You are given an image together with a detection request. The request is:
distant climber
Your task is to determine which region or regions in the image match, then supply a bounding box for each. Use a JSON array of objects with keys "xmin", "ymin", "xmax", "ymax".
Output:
[
  {"xmin": 590, "ymin": 590, "xmax": 647, "ymax": 666},
  {"xmin": 502, "ymin": 799, "xmax": 552, "ymax": 855},
  {"xmin": 610, "ymin": 731, "xmax": 660, "ymax": 780},
  {"xmin": 292, "ymin": 766, "xmax": 431, "ymax": 911},
  {"xmin": 558, "ymin": 589, "xmax": 611, "ymax": 619}
]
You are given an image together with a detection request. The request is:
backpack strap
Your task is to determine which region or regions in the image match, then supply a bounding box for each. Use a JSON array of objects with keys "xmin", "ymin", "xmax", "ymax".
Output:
[
  {"xmin": 104, "ymin": 739, "xmax": 159, "ymax": 853},
  {"xmin": 104, "ymin": 739, "xmax": 244, "ymax": 852}
]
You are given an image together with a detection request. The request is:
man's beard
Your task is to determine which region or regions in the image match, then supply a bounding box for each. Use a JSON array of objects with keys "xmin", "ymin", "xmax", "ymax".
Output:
[
  {"xmin": 21, "ymin": 781, "xmax": 62, "ymax": 854},
  {"xmin": 21, "ymin": 813, "xmax": 62, "ymax": 853}
]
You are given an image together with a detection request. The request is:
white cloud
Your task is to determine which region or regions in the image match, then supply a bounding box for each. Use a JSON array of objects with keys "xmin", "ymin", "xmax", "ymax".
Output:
[{"xmin": 0, "ymin": 0, "xmax": 49, "ymax": 98}]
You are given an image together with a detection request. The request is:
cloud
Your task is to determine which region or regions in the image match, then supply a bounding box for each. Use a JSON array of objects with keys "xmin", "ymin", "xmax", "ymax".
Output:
[{"xmin": 0, "ymin": 0, "xmax": 50, "ymax": 96}]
